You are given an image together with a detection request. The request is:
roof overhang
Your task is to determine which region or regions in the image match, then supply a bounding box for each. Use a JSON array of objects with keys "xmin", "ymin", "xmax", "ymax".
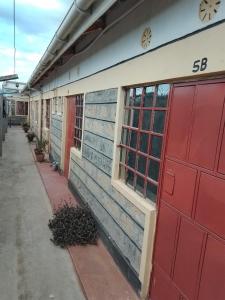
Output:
[{"xmin": 23, "ymin": 0, "xmax": 117, "ymax": 92}]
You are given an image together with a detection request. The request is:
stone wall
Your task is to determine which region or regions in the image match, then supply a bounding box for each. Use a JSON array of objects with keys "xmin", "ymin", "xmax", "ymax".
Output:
[
  {"xmin": 69, "ymin": 88, "xmax": 145, "ymax": 282},
  {"xmin": 50, "ymin": 114, "xmax": 62, "ymax": 163}
]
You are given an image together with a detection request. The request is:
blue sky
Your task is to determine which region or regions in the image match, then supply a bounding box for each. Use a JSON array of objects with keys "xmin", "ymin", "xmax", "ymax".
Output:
[{"xmin": 0, "ymin": 0, "xmax": 72, "ymax": 83}]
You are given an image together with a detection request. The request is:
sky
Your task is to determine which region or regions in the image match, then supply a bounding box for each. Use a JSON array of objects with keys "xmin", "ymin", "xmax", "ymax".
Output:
[{"xmin": 0, "ymin": 0, "xmax": 73, "ymax": 83}]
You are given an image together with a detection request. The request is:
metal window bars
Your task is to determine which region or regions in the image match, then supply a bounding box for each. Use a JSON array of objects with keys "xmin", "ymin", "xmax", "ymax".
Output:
[
  {"xmin": 74, "ymin": 94, "xmax": 84, "ymax": 150},
  {"xmin": 119, "ymin": 84, "xmax": 170, "ymax": 202}
]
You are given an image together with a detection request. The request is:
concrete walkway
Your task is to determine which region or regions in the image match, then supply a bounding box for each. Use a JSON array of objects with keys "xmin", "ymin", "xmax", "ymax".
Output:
[
  {"xmin": 0, "ymin": 127, "xmax": 85, "ymax": 300},
  {"xmin": 35, "ymin": 153, "xmax": 139, "ymax": 300}
]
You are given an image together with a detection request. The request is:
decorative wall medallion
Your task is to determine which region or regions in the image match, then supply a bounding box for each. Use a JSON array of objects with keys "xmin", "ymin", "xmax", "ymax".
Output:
[
  {"xmin": 199, "ymin": 0, "xmax": 221, "ymax": 22},
  {"xmin": 141, "ymin": 27, "xmax": 152, "ymax": 49}
]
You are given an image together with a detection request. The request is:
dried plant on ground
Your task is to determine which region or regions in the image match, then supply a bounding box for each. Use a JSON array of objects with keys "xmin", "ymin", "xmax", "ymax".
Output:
[{"xmin": 48, "ymin": 203, "xmax": 98, "ymax": 248}]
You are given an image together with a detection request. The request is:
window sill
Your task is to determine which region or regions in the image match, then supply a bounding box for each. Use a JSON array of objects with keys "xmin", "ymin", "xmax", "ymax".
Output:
[
  {"xmin": 111, "ymin": 179, "xmax": 156, "ymax": 214},
  {"xmin": 71, "ymin": 147, "xmax": 82, "ymax": 159}
]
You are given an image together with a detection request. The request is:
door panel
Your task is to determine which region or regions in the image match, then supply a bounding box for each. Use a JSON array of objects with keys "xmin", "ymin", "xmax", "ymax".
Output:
[
  {"xmin": 195, "ymin": 173, "xmax": 225, "ymax": 239},
  {"xmin": 188, "ymin": 84, "xmax": 225, "ymax": 169},
  {"xmin": 166, "ymin": 86, "xmax": 195, "ymax": 160},
  {"xmin": 162, "ymin": 159, "xmax": 197, "ymax": 216},
  {"xmin": 198, "ymin": 236, "xmax": 225, "ymax": 300},
  {"xmin": 151, "ymin": 267, "xmax": 180, "ymax": 300},
  {"xmin": 154, "ymin": 203, "xmax": 179, "ymax": 274},
  {"xmin": 218, "ymin": 126, "xmax": 225, "ymax": 174},
  {"xmin": 150, "ymin": 80, "xmax": 225, "ymax": 300},
  {"xmin": 173, "ymin": 219, "xmax": 205, "ymax": 300}
]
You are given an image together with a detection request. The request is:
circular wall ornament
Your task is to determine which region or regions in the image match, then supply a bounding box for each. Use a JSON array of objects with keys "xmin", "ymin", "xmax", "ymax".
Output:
[
  {"xmin": 199, "ymin": 0, "xmax": 221, "ymax": 22},
  {"xmin": 141, "ymin": 27, "xmax": 152, "ymax": 49}
]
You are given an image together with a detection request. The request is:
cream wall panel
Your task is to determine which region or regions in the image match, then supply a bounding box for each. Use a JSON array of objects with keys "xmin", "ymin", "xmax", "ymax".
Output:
[
  {"xmin": 49, "ymin": 23, "xmax": 225, "ymax": 98},
  {"xmin": 41, "ymin": 0, "xmax": 225, "ymax": 93}
]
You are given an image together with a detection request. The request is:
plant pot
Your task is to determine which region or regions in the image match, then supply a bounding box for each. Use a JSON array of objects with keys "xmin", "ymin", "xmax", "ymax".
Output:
[
  {"xmin": 27, "ymin": 134, "xmax": 35, "ymax": 143},
  {"xmin": 35, "ymin": 152, "xmax": 45, "ymax": 162}
]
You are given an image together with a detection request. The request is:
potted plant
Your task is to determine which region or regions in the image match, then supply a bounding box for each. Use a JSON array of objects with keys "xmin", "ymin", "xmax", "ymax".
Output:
[
  {"xmin": 34, "ymin": 137, "xmax": 48, "ymax": 162},
  {"xmin": 22, "ymin": 122, "xmax": 30, "ymax": 133},
  {"xmin": 26, "ymin": 132, "xmax": 35, "ymax": 143}
]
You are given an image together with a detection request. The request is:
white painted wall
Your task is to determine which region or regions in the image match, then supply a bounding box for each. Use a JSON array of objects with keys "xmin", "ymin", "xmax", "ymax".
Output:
[{"xmin": 39, "ymin": 0, "xmax": 225, "ymax": 92}]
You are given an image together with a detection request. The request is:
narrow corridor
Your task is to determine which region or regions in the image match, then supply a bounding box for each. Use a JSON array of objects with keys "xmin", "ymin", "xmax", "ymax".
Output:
[{"xmin": 0, "ymin": 127, "xmax": 85, "ymax": 300}]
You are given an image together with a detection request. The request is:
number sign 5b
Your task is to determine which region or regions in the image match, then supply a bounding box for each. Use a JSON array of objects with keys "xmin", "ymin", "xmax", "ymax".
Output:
[{"xmin": 192, "ymin": 57, "xmax": 208, "ymax": 73}]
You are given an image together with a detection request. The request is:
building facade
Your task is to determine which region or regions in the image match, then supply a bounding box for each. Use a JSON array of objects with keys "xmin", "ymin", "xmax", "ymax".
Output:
[
  {"xmin": 24, "ymin": 0, "xmax": 225, "ymax": 299},
  {"xmin": 2, "ymin": 81, "xmax": 29, "ymax": 125}
]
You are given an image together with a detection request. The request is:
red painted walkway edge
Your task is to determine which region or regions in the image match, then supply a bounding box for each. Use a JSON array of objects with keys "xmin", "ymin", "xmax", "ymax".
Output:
[{"xmin": 30, "ymin": 145, "xmax": 139, "ymax": 300}]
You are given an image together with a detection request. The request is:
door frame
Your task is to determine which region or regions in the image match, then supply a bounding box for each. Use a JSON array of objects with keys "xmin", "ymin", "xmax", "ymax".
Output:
[{"xmin": 64, "ymin": 96, "xmax": 76, "ymax": 178}]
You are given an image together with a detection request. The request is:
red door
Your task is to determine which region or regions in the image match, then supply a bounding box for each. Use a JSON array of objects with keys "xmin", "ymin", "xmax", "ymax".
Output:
[
  {"xmin": 64, "ymin": 96, "xmax": 75, "ymax": 178},
  {"xmin": 150, "ymin": 80, "xmax": 225, "ymax": 300}
]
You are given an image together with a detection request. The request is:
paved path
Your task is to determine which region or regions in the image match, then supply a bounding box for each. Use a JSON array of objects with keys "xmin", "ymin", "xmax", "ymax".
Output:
[{"xmin": 0, "ymin": 127, "xmax": 85, "ymax": 300}]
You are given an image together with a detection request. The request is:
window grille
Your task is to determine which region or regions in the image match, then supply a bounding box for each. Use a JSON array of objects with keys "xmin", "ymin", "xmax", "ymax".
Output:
[
  {"xmin": 119, "ymin": 84, "xmax": 170, "ymax": 202},
  {"xmin": 46, "ymin": 99, "xmax": 50, "ymax": 129},
  {"xmin": 35, "ymin": 101, "xmax": 39, "ymax": 122},
  {"xmin": 74, "ymin": 94, "xmax": 84, "ymax": 150},
  {"xmin": 52, "ymin": 97, "xmax": 57, "ymax": 114},
  {"xmin": 60, "ymin": 97, "xmax": 64, "ymax": 115}
]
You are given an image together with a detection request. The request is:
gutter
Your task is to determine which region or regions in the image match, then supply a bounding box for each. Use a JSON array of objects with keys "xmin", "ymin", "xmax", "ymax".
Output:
[{"xmin": 24, "ymin": 0, "xmax": 117, "ymax": 91}]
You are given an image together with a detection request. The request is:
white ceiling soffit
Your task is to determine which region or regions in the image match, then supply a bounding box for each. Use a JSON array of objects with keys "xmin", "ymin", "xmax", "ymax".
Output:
[{"xmin": 26, "ymin": 0, "xmax": 118, "ymax": 89}]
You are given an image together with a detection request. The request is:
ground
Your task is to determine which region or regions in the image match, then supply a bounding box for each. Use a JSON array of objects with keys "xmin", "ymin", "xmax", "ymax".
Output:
[{"xmin": 0, "ymin": 127, "xmax": 85, "ymax": 300}]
